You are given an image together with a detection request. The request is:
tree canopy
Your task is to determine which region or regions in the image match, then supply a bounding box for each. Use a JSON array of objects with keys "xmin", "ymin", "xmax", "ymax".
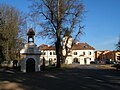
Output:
[{"xmin": 0, "ymin": 4, "xmax": 27, "ymax": 61}]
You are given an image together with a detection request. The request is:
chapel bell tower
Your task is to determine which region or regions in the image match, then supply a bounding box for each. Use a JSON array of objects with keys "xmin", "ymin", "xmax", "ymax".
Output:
[
  {"xmin": 27, "ymin": 28, "xmax": 35, "ymax": 43},
  {"xmin": 20, "ymin": 28, "xmax": 41, "ymax": 73}
]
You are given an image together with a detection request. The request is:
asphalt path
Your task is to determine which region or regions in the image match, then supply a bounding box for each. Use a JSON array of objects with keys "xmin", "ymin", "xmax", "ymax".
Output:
[{"xmin": 0, "ymin": 65, "xmax": 120, "ymax": 90}]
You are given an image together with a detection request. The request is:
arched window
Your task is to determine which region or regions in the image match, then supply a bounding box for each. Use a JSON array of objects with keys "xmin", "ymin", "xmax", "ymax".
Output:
[{"xmin": 73, "ymin": 58, "xmax": 79, "ymax": 63}]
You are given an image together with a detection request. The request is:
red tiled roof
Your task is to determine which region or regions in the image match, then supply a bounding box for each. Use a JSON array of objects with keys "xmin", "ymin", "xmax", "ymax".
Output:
[
  {"xmin": 72, "ymin": 43, "xmax": 95, "ymax": 50},
  {"xmin": 38, "ymin": 44, "xmax": 55, "ymax": 50},
  {"xmin": 38, "ymin": 42, "xmax": 95, "ymax": 50}
]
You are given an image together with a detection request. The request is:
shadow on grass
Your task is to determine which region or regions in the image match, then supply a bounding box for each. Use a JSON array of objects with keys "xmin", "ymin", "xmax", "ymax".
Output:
[{"xmin": 0, "ymin": 66, "xmax": 120, "ymax": 90}]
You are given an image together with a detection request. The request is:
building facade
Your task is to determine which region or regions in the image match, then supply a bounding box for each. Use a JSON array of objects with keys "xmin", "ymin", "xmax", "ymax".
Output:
[
  {"xmin": 95, "ymin": 50, "xmax": 120, "ymax": 64},
  {"xmin": 38, "ymin": 42, "xmax": 95, "ymax": 65},
  {"xmin": 38, "ymin": 44, "xmax": 56, "ymax": 66}
]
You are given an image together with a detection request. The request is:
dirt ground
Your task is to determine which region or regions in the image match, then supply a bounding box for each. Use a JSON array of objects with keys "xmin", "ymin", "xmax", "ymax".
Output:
[{"xmin": 0, "ymin": 65, "xmax": 120, "ymax": 90}]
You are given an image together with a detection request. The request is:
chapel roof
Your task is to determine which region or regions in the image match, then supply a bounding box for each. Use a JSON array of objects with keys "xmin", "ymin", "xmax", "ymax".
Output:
[{"xmin": 27, "ymin": 28, "xmax": 35, "ymax": 36}]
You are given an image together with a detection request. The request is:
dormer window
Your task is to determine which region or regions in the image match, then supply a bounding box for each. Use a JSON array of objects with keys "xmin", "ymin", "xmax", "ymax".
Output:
[{"xmin": 84, "ymin": 45, "xmax": 88, "ymax": 48}]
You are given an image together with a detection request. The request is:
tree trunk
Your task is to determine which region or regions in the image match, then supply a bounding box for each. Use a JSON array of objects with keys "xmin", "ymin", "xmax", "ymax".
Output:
[
  {"xmin": 61, "ymin": 42, "xmax": 70, "ymax": 64},
  {"xmin": 61, "ymin": 56, "xmax": 66, "ymax": 64},
  {"xmin": 0, "ymin": 46, "xmax": 4, "ymax": 62},
  {"xmin": 61, "ymin": 50, "xmax": 69, "ymax": 64},
  {"xmin": 55, "ymin": 37, "xmax": 61, "ymax": 68}
]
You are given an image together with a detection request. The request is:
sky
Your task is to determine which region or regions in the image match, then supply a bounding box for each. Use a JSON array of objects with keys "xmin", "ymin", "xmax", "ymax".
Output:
[{"xmin": 0, "ymin": 0, "xmax": 120, "ymax": 50}]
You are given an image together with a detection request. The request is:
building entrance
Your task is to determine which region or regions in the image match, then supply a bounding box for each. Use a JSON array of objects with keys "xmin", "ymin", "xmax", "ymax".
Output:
[
  {"xmin": 26, "ymin": 58, "xmax": 35, "ymax": 72},
  {"xmin": 73, "ymin": 58, "xmax": 79, "ymax": 63}
]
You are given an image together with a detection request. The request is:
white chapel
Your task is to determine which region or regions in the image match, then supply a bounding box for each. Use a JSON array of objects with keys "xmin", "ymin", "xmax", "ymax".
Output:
[{"xmin": 20, "ymin": 28, "xmax": 41, "ymax": 72}]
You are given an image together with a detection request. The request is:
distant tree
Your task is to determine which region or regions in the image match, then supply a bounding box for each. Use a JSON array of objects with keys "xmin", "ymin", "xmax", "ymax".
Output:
[
  {"xmin": 0, "ymin": 4, "xmax": 27, "ymax": 61},
  {"xmin": 29, "ymin": 0, "xmax": 85, "ymax": 68},
  {"xmin": 116, "ymin": 36, "xmax": 120, "ymax": 51}
]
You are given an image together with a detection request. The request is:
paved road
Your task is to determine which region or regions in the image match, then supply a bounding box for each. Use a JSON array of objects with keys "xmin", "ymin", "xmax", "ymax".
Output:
[{"xmin": 0, "ymin": 65, "xmax": 120, "ymax": 90}]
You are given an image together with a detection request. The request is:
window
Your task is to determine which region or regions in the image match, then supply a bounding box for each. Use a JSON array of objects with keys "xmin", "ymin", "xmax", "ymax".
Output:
[
  {"xmin": 74, "ymin": 52, "xmax": 77, "ymax": 55},
  {"xmin": 42, "ymin": 52, "xmax": 46, "ymax": 55},
  {"xmin": 84, "ymin": 45, "xmax": 88, "ymax": 48},
  {"xmin": 83, "ymin": 52, "xmax": 85, "ymax": 55},
  {"xmin": 50, "ymin": 52, "xmax": 52, "ymax": 55},
  {"xmin": 28, "ymin": 38, "xmax": 33, "ymax": 42},
  {"xmin": 117, "ymin": 56, "xmax": 120, "ymax": 60},
  {"xmin": 89, "ymin": 52, "xmax": 92, "ymax": 55},
  {"xmin": 53, "ymin": 52, "xmax": 56, "ymax": 55}
]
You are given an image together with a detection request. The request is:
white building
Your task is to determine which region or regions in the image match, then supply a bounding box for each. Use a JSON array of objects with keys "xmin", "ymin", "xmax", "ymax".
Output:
[
  {"xmin": 66, "ymin": 42, "xmax": 95, "ymax": 64},
  {"xmin": 38, "ymin": 44, "xmax": 56, "ymax": 66},
  {"xmin": 38, "ymin": 42, "xmax": 95, "ymax": 65}
]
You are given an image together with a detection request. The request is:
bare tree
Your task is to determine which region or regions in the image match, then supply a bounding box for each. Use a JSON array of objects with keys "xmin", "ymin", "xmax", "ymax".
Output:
[
  {"xmin": 116, "ymin": 36, "xmax": 120, "ymax": 51},
  {"xmin": 29, "ymin": 0, "xmax": 85, "ymax": 68}
]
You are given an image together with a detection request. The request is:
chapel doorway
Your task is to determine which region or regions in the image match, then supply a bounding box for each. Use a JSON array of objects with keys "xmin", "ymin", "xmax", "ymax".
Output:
[{"xmin": 26, "ymin": 58, "xmax": 35, "ymax": 72}]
